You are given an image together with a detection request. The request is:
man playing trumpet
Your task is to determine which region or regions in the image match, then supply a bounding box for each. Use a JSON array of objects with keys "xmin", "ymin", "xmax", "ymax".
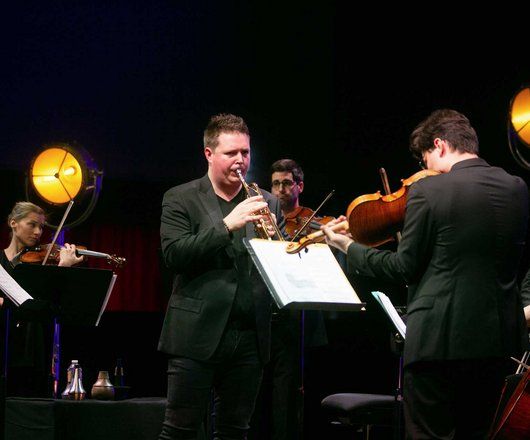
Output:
[{"xmin": 158, "ymin": 113, "xmax": 283, "ymax": 440}]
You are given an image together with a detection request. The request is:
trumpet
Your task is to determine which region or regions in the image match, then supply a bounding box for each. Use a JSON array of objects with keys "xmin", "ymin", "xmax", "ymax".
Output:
[{"xmin": 236, "ymin": 169, "xmax": 284, "ymax": 241}]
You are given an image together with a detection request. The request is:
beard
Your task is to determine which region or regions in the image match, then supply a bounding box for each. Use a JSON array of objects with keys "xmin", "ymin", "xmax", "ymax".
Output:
[{"xmin": 279, "ymin": 197, "xmax": 296, "ymax": 212}]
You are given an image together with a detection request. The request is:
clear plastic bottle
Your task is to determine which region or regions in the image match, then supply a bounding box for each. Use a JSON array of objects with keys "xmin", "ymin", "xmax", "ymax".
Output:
[{"xmin": 114, "ymin": 358, "xmax": 125, "ymax": 386}]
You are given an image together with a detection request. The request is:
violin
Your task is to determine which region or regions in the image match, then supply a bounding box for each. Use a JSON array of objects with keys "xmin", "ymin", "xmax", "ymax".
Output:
[
  {"xmin": 285, "ymin": 169, "xmax": 439, "ymax": 254},
  {"xmin": 347, "ymin": 169, "xmax": 439, "ymax": 247},
  {"xmin": 20, "ymin": 243, "xmax": 126, "ymax": 268},
  {"xmin": 284, "ymin": 206, "xmax": 334, "ymax": 239}
]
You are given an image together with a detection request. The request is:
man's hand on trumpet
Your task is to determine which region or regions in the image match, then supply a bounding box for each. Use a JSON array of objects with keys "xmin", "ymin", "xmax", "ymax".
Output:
[{"xmin": 223, "ymin": 195, "xmax": 268, "ymax": 232}]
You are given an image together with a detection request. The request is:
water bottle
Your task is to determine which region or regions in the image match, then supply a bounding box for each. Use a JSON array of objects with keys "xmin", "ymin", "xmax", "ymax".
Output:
[{"xmin": 114, "ymin": 358, "xmax": 125, "ymax": 387}]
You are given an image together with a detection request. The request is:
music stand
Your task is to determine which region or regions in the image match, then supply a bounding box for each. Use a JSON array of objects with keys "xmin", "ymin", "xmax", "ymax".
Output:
[
  {"xmin": 372, "ymin": 291, "xmax": 406, "ymax": 440},
  {"xmin": 243, "ymin": 239, "xmax": 365, "ymax": 311},
  {"xmin": 5, "ymin": 264, "xmax": 113, "ymax": 399},
  {"xmin": 13, "ymin": 265, "xmax": 114, "ymax": 326},
  {"xmin": 244, "ymin": 239, "xmax": 365, "ymax": 438}
]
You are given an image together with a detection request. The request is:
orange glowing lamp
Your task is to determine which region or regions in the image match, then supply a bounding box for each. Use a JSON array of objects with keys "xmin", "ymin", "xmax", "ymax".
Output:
[
  {"xmin": 510, "ymin": 87, "xmax": 530, "ymax": 147},
  {"xmin": 29, "ymin": 146, "xmax": 84, "ymax": 204}
]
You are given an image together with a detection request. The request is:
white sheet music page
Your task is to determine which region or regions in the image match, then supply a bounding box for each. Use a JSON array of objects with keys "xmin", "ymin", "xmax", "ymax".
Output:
[
  {"xmin": 0, "ymin": 264, "xmax": 33, "ymax": 306},
  {"xmin": 247, "ymin": 239, "xmax": 362, "ymax": 308},
  {"xmin": 372, "ymin": 291, "xmax": 406, "ymax": 339}
]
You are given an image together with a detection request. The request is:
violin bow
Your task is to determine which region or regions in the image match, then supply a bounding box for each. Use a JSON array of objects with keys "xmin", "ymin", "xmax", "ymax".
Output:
[
  {"xmin": 379, "ymin": 168, "xmax": 402, "ymax": 243},
  {"xmin": 511, "ymin": 355, "xmax": 530, "ymax": 371},
  {"xmin": 42, "ymin": 200, "xmax": 75, "ymax": 265},
  {"xmin": 290, "ymin": 190, "xmax": 335, "ymax": 242}
]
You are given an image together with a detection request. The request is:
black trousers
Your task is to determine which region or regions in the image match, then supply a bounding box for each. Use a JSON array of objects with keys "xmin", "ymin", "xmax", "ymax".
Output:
[
  {"xmin": 249, "ymin": 312, "xmax": 302, "ymax": 440},
  {"xmin": 159, "ymin": 328, "xmax": 263, "ymax": 440},
  {"xmin": 403, "ymin": 358, "xmax": 511, "ymax": 440}
]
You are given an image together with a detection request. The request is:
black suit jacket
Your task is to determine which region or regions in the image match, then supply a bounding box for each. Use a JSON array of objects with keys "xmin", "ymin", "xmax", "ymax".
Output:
[
  {"xmin": 158, "ymin": 174, "xmax": 282, "ymax": 363},
  {"xmin": 347, "ymin": 158, "xmax": 529, "ymax": 366}
]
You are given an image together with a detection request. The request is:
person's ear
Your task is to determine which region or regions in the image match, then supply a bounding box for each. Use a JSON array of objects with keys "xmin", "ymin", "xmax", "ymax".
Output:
[
  {"xmin": 204, "ymin": 147, "xmax": 213, "ymax": 163},
  {"xmin": 298, "ymin": 181, "xmax": 304, "ymax": 193},
  {"xmin": 438, "ymin": 139, "xmax": 448, "ymax": 157}
]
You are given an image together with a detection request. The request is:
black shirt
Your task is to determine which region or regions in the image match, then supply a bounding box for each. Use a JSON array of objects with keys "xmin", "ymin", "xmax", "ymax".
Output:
[
  {"xmin": 217, "ymin": 191, "xmax": 256, "ymax": 330},
  {"xmin": 0, "ymin": 249, "xmax": 15, "ymax": 275}
]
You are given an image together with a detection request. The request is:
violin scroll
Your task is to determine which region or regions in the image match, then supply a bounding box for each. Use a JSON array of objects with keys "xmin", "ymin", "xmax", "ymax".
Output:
[
  {"xmin": 285, "ymin": 220, "xmax": 349, "ymax": 254},
  {"xmin": 107, "ymin": 254, "xmax": 126, "ymax": 269}
]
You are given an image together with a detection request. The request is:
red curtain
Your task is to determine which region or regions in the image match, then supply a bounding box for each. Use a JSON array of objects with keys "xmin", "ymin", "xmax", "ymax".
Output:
[{"xmin": 71, "ymin": 224, "xmax": 165, "ymax": 312}]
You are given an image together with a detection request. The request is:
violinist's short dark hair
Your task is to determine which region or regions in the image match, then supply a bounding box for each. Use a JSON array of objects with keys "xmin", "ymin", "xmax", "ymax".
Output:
[
  {"xmin": 271, "ymin": 159, "xmax": 304, "ymax": 183},
  {"xmin": 203, "ymin": 113, "xmax": 249, "ymax": 149},
  {"xmin": 409, "ymin": 109, "xmax": 479, "ymax": 160}
]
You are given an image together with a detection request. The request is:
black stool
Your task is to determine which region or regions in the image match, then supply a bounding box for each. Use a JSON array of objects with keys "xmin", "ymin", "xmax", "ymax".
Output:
[
  {"xmin": 322, "ymin": 330, "xmax": 405, "ymax": 439},
  {"xmin": 321, "ymin": 392, "xmax": 399, "ymax": 439}
]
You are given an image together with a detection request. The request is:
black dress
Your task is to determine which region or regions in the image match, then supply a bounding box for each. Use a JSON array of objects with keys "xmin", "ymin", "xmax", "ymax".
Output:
[{"xmin": 1, "ymin": 250, "xmax": 48, "ymax": 397}]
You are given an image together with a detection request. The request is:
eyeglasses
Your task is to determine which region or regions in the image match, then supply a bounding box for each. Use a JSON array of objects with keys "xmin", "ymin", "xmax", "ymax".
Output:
[
  {"xmin": 271, "ymin": 179, "xmax": 296, "ymax": 188},
  {"xmin": 418, "ymin": 150, "xmax": 429, "ymax": 170}
]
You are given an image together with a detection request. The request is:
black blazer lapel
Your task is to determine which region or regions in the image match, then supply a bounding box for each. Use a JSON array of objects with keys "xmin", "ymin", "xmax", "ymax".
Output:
[{"xmin": 197, "ymin": 174, "xmax": 237, "ymax": 261}]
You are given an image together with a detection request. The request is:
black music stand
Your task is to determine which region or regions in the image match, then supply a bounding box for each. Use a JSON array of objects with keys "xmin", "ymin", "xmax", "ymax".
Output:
[
  {"xmin": 13, "ymin": 265, "xmax": 114, "ymax": 327},
  {"xmin": 1, "ymin": 264, "xmax": 114, "ymax": 440}
]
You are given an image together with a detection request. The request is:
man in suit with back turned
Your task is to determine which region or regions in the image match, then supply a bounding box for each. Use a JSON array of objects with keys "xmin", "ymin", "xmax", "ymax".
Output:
[
  {"xmin": 323, "ymin": 109, "xmax": 529, "ymax": 439},
  {"xmin": 158, "ymin": 113, "xmax": 283, "ymax": 440}
]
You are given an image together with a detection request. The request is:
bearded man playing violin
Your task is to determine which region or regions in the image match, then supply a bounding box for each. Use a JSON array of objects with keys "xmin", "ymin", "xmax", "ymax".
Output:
[
  {"xmin": 248, "ymin": 159, "xmax": 328, "ymax": 440},
  {"xmin": 270, "ymin": 158, "xmax": 333, "ymax": 239},
  {"xmin": 323, "ymin": 109, "xmax": 529, "ymax": 439},
  {"xmin": 271, "ymin": 159, "xmax": 306, "ymax": 234}
]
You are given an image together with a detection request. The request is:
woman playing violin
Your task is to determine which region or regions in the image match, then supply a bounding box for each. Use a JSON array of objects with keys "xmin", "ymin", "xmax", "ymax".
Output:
[
  {"xmin": 1, "ymin": 202, "xmax": 83, "ymax": 279},
  {"xmin": 1, "ymin": 201, "xmax": 83, "ymax": 397},
  {"xmin": 323, "ymin": 109, "xmax": 529, "ymax": 439}
]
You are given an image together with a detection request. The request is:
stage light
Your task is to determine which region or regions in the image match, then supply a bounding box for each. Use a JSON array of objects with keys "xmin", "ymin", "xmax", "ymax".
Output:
[
  {"xmin": 30, "ymin": 147, "xmax": 84, "ymax": 204},
  {"xmin": 27, "ymin": 143, "xmax": 103, "ymax": 228},
  {"xmin": 510, "ymin": 87, "xmax": 530, "ymax": 146},
  {"xmin": 508, "ymin": 86, "xmax": 530, "ymax": 170}
]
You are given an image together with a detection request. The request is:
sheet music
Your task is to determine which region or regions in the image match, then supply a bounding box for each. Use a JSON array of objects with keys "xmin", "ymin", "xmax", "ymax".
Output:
[
  {"xmin": 245, "ymin": 239, "xmax": 363, "ymax": 309},
  {"xmin": 95, "ymin": 273, "xmax": 117, "ymax": 326},
  {"xmin": 0, "ymin": 263, "xmax": 33, "ymax": 306},
  {"xmin": 372, "ymin": 291, "xmax": 406, "ymax": 339}
]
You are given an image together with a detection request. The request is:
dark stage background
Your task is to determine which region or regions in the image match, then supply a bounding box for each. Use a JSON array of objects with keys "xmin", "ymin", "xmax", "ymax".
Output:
[{"xmin": 2, "ymin": 2, "xmax": 530, "ymax": 438}]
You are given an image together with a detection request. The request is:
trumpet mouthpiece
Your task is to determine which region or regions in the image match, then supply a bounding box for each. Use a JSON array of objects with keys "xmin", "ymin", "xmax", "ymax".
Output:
[{"xmin": 235, "ymin": 169, "xmax": 246, "ymax": 184}]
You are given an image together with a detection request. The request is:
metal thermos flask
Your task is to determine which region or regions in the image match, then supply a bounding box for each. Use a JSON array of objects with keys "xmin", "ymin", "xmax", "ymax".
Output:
[
  {"xmin": 69, "ymin": 364, "xmax": 86, "ymax": 400},
  {"xmin": 61, "ymin": 360, "xmax": 79, "ymax": 399}
]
